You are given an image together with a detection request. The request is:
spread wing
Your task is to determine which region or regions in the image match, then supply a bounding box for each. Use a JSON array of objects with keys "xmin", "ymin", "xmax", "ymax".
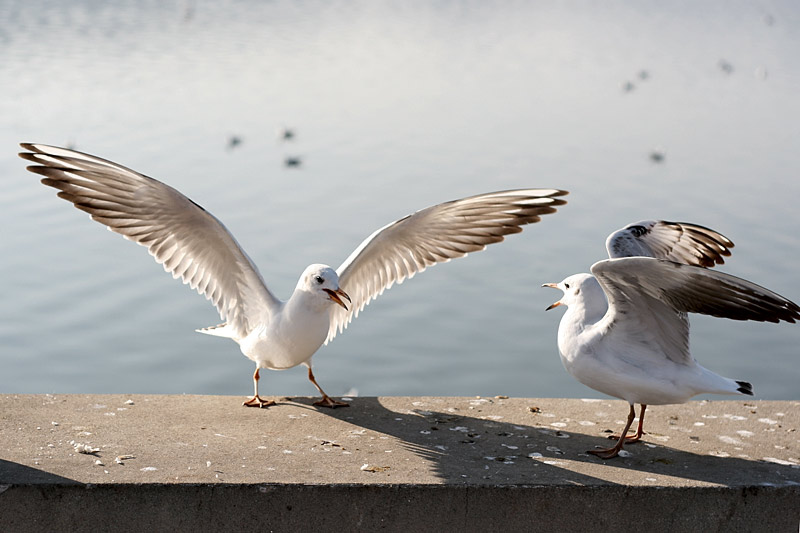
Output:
[
  {"xmin": 327, "ymin": 188, "xmax": 568, "ymax": 342},
  {"xmin": 605, "ymin": 220, "xmax": 734, "ymax": 267},
  {"xmin": 20, "ymin": 143, "xmax": 280, "ymax": 339},
  {"xmin": 591, "ymin": 257, "xmax": 800, "ymax": 364}
]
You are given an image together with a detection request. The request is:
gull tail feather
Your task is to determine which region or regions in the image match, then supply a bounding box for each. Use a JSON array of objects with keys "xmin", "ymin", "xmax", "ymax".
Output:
[
  {"xmin": 695, "ymin": 367, "xmax": 754, "ymax": 398},
  {"xmin": 196, "ymin": 323, "xmax": 237, "ymax": 338},
  {"xmin": 736, "ymin": 380, "xmax": 754, "ymax": 396}
]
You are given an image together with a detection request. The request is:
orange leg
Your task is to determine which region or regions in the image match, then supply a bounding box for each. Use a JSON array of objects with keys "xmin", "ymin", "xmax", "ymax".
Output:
[
  {"xmin": 588, "ymin": 404, "xmax": 636, "ymax": 459},
  {"xmin": 609, "ymin": 404, "xmax": 647, "ymax": 443},
  {"xmin": 242, "ymin": 367, "xmax": 276, "ymax": 408},
  {"xmin": 305, "ymin": 364, "xmax": 349, "ymax": 408}
]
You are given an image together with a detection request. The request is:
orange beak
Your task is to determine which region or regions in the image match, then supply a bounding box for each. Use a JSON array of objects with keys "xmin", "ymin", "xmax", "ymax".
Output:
[
  {"xmin": 324, "ymin": 287, "xmax": 351, "ymax": 310},
  {"xmin": 542, "ymin": 283, "xmax": 562, "ymax": 311}
]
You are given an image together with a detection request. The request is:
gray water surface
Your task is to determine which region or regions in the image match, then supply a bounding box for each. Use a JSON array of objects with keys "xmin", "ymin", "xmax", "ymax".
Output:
[{"xmin": 2, "ymin": 1, "xmax": 799, "ymax": 400}]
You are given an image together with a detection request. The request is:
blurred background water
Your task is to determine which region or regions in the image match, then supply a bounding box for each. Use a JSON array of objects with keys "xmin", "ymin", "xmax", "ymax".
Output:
[{"xmin": 1, "ymin": 0, "xmax": 799, "ymax": 401}]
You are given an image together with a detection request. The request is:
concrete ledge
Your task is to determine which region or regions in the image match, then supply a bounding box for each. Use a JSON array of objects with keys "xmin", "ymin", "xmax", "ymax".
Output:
[{"xmin": 1, "ymin": 395, "xmax": 799, "ymax": 531}]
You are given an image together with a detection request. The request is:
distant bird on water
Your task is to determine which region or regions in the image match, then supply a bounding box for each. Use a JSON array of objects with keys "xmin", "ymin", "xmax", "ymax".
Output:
[
  {"xmin": 277, "ymin": 127, "xmax": 295, "ymax": 141},
  {"xmin": 284, "ymin": 156, "xmax": 302, "ymax": 168}
]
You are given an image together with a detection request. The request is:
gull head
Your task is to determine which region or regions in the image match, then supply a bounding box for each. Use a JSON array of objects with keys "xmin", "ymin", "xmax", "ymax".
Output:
[
  {"xmin": 542, "ymin": 273, "xmax": 598, "ymax": 311},
  {"xmin": 299, "ymin": 264, "xmax": 351, "ymax": 311}
]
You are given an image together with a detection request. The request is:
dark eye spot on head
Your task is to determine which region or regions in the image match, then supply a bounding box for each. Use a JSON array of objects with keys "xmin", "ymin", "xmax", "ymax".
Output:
[
  {"xmin": 314, "ymin": 275, "xmax": 324, "ymax": 284},
  {"xmin": 564, "ymin": 283, "xmax": 570, "ymax": 289}
]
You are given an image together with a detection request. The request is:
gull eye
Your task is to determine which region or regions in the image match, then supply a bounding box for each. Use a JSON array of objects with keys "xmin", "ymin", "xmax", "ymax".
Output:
[
  {"xmin": 564, "ymin": 283, "xmax": 570, "ymax": 289},
  {"xmin": 314, "ymin": 275, "xmax": 324, "ymax": 284}
]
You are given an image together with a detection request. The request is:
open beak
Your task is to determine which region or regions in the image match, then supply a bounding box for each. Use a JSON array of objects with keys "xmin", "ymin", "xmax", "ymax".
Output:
[
  {"xmin": 324, "ymin": 287, "xmax": 351, "ymax": 311},
  {"xmin": 542, "ymin": 283, "xmax": 562, "ymax": 311}
]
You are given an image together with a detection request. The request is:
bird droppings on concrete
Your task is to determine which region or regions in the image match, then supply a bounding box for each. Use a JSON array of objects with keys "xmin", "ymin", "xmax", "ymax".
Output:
[
  {"xmin": 723, "ymin": 414, "xmax": 747, "ymax": 421},
  {"xmin": 71, "ymin": 441, "xmax": 100, "ymax": 455},
  {"xmin": 361, "ymin": 464, "xmax": 390, "ymax": 473}
]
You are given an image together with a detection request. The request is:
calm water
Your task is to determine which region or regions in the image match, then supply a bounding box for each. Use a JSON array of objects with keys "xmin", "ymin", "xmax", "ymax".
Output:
[{"xmin": 2, "ymin": 1, "xmax": 799, "ymax": 401}]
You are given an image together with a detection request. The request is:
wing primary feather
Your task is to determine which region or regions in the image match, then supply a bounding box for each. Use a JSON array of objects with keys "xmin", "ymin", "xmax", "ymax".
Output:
[
  {"xmin": 20, "ymin": 143, "xmax": 281, "ymax": 338},
  {"xmin": 326, "ymin": 188, "xmax": 568, "ymax": 343},
  {"xmin": 593, "ymin": 257, "xmax": 800, "ymax": 325}
]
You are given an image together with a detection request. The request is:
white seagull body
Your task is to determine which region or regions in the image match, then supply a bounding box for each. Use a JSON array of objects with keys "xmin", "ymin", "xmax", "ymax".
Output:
[
  {"xmin": 21, "ymin": 143, "xmax": 567, "ymax": 408},
  {"xmin": 544, "ymin": 220, "xmax": 799, "ymax": 458}
]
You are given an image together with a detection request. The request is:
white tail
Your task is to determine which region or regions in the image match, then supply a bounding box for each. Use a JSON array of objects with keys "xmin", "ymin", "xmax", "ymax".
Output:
[{"xmin": 196, "ymin": 323, "xmax": 236, "ymax": 338}]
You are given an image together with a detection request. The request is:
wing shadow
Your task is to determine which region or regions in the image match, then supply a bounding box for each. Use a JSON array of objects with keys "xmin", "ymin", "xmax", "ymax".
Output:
[{"xmin": 293, "ymin": 397, "xmax": 800, "ymax": 486}]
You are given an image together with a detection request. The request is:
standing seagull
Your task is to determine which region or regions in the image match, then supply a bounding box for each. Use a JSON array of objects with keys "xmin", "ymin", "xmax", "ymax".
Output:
[
  {"xmin": 20, "ymin": 143, "xmax": 567, "ymax": 408},
  {"xmin": 543, "ymin": 221, "xmax": 799, "ymax": 458}
]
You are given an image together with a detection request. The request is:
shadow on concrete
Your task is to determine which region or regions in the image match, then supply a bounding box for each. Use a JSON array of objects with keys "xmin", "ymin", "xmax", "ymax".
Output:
[
  {"xmin": 0, "ymin": 459, "xmax": 81, "ymax": 485},
  {"xmin": 293, "ymin": 397, "xmax": 800, "ymax": 487}
]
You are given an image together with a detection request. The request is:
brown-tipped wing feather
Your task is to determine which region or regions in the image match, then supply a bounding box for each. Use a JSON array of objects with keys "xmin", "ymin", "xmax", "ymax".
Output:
[
  {"xmin": 594, "ymin": 257, "xmax": 800, "ymax": 324},
  {"xmin": 20, "ymin": 143, "xmax": 279, "ymax": 339},
  {"xmin": 606, "ymin": 220, "xmax": 734, "ymax": 267},
  {"xmin": 327, "ymin": 189, "xmax": 568, "ymax": 342},
  {"xmin": 590, "ymin": 257, "xmax": 800, "ymax": 366}
]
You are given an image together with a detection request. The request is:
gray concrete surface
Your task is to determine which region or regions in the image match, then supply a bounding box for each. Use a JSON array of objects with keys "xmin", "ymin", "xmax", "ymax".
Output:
[{"xmin": 1, "ymin": 394, "xmax": 799, "ymax": 531}]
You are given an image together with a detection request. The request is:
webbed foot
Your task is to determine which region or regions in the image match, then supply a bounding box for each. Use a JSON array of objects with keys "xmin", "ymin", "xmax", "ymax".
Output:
[
  {"xmin": 313, "ymin": 395, "xmax": 349, "ymax": 408},
  {"xmin": 243, "ymin": 395, "xmax": 276, "ymax": 408}
]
